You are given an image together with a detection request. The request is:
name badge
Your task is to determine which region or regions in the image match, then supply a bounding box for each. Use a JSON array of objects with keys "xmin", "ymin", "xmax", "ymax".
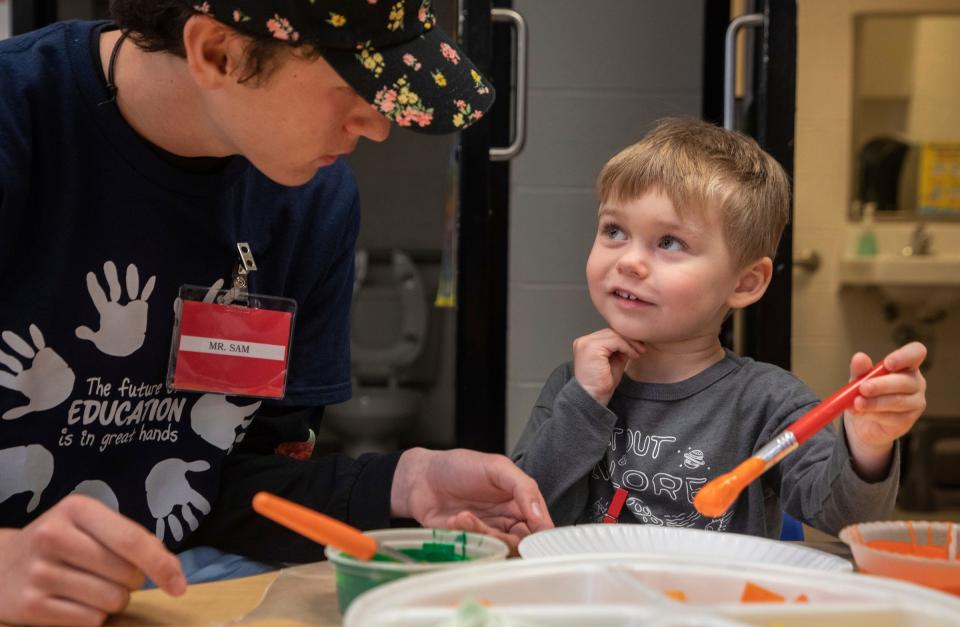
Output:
[{"xmin": 167, "ymin": 286, "xmax": 296, "ymax": 399}]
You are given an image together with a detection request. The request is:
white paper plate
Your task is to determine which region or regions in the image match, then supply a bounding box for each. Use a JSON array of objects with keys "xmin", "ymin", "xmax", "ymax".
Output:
[
  {"xmin": 343, "ymin": 554, "xmax": 960, "ymax": 627},
  {"xmin": 518, "ymin": 524, "xmax": 853, "ymax": 572}
]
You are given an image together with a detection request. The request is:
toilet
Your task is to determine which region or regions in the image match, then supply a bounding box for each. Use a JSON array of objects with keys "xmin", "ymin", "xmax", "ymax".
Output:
[{"xmin": 324, "ymin": 249, "xmax": 428, "ymax": 456}]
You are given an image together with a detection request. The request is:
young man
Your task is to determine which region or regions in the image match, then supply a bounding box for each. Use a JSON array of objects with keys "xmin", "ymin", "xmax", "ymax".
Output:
[
  {"xmin": 512, "ymin": 118, "xmax": 927, "ymax": 534},
  {"xmin": 0, "ymin": 1, "xmax": 551, "ymax": 624}
]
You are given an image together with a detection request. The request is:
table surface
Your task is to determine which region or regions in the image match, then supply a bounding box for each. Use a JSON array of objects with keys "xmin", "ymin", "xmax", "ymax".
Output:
[
  {"xmin": 108, "ymin": 542, "xmax": 855, "ymax": 626},
  {"xmin": 107, "ymin": 563, "xmax": 337, "ymax": 627}
]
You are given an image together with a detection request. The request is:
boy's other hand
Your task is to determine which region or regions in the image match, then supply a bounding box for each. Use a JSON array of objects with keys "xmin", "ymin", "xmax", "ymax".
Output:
[
  {"xmin": 0, "ymin": 495, "xmax": 186, "ymax": 626},
  {"xmin": 843, "ymin": 341, "xmax": 927, "ymax": 481},
  {"xmin": 573, "ymin": 328, "xmax": 645, "ymax": 406}
]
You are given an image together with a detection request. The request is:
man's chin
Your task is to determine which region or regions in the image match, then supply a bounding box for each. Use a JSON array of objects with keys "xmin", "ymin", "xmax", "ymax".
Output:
[{"xmin": 263, "ymin": 167, "xmax": 318, "ymax": 188}]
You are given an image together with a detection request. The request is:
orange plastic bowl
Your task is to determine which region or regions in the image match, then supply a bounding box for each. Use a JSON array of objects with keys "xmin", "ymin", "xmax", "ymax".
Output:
[{"xmin": 839, "ymin": 521, "xmax": 960, "ymax": 595}]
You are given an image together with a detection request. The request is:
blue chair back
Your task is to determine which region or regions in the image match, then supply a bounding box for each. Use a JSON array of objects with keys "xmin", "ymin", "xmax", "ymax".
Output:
[{"xmin": 780, "ymin": 513, "xmax": 804, "ymax": 541}]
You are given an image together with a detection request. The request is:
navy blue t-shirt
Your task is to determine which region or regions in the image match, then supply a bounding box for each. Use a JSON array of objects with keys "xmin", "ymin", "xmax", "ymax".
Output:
[{"xmin": 0, "ymin": 21, "xmax": 357, "ymax": 549}]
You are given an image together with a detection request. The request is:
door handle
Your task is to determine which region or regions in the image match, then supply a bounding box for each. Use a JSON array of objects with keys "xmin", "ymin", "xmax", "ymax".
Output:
[
  {"xmin": 723, "ymin": 13, "xmax": 764, "ymax": 130},
  {"xmin": 489, "ymin": 8, "xmax": 528, "ymax": 161}
]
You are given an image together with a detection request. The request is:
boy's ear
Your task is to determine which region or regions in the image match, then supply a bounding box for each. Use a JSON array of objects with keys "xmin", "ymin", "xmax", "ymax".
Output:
[
  {"xmin": 182, "ymin": 15, "xmax": 246, "ymax": 89},
  {"xmin": 727, "ymin": 257, "xmax": 773, "ymax": 310}
]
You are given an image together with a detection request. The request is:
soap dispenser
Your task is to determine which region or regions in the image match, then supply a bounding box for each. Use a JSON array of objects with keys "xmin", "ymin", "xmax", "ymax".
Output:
[{"xmin": 856, "ymin": 202, "xmax": 878, "ymax": 256}]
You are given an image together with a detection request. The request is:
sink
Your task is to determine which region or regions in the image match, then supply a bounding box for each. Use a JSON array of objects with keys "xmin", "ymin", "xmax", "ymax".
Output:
[
  {"xmin": 839, "ymin": 255, "xmax": 960, "ymax": 286},
  {"xmin": 839, "ymin": 254, "xmax": 960, "ymax": 314}
]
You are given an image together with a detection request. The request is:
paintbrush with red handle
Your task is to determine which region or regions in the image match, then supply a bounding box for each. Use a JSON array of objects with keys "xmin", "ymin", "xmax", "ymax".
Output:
[{"xmin": 694, "ymin": 362, "xmax": 890, "ymax": 517}]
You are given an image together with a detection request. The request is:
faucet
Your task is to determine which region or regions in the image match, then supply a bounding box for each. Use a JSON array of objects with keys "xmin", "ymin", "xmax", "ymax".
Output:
[{"xmin": 903, "ymin": 222, "xmax": 932, "ymax": 256}]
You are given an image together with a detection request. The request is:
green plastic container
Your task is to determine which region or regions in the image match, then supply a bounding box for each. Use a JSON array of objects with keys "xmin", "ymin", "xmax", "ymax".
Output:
[{"xmin": 325, "ymin": 528, "xmax": 509, "ymax": 613}]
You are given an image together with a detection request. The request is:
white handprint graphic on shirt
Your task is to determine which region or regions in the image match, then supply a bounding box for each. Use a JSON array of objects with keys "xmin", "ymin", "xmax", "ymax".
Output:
[
  {"xmin": 0, "ymin": 325, "xmax": 75, "ymax": 420},
  {"xmin": 0, "ymin": 445, "xmax": 54, "ymax": 512},
  {"xmin": 190, "ymin": 394, "xmax": 261, "ymax": 452},
  {"xmin": 76, "ymin": 261, "xmax": 156, "ymax": 357},
  {"xmin": 145, "ymin": 458, "xmax": 211, "ymax": 542},
  {"xmin": 71, "ymin": 479, "xmax": 120, "ymax": 512}
]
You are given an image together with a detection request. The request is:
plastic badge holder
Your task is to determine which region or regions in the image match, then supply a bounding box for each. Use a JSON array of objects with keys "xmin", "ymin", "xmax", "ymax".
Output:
[
  {"xmin": 343, "ymin": 553, "xmax": 960, "ymax": 626},
  {"xmin": 167, "ymin": 285, "xmax": 297, "ymax": 399}
]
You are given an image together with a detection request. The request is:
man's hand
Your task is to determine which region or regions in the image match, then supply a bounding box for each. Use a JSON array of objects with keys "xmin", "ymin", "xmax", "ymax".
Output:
[
  {"xmin": 390, "ymin": 448, "xmax": 554, "ymax": 554},
  {"xmin": 0, "ymin": 495, "xmax": 186, "ymax": 626},
  {"xmin": 843, "ymin": 341, "xmax": 927, "ymax": 481},
  {"xmin": 572, "ymin": 328, "xmax": 644, "ymax": 405}
]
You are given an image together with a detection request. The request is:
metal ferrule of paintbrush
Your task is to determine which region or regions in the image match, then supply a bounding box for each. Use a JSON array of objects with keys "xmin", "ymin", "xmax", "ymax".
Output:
[{"xmin": 754, "ymin": 430, "xmax": 799, "ymax": 472}]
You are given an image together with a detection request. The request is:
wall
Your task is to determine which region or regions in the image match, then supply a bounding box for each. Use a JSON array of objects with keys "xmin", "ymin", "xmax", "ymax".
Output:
[
  {"xmin": 505, "ymin": 0, "xmax": 705, "ymax": 450},
  {"xmin": 794, "ymin": 0, "xmax": 960, "ymax": 417}
]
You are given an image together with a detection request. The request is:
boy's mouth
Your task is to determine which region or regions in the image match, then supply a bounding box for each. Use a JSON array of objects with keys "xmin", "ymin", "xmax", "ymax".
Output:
[{"xmin": 612, "ymin": 288, "xmax": 653, "ymax": 306}]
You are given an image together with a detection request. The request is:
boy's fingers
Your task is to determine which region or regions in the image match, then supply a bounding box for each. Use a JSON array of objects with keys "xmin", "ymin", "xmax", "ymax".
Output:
[
  {"xmin": 882, "ymin": 341, "xmax": 927, "ymax": 372},
  {"xmin": 72, "ymin": 501, "xmax": 186, "ymax": 596},
  {"xmin": 859, "ymin": 372, "xmax": 925, "ymax": 398},
  {"xmin": 854, "ymin": 391, "xmax": 925, "ymax": 414},
  {"xmin": 849, "ymin": 352, "xmax": 874, "ymax": 380}
]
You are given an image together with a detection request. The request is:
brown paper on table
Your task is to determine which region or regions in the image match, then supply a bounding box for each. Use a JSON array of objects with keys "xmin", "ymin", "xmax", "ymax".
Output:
[{"xmin": 229, "ymin": 562, "xmax": 342, "ymax": 626}]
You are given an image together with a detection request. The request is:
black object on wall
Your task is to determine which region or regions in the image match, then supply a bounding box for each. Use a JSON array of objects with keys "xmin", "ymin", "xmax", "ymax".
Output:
[
  {"xmin": 702, "ymin": 0, "xmax": 731, "ymax": 127},
  {"xmin": 454, "ymin": 0, "xmax": 510, "ymax": 453},
  {"xmin": 12, "ymin": 0, "xmax": 57, "ymax": 34},
  {"xmin": 740, "ymin": 0, "xmax": 796, "ymax": 370}
]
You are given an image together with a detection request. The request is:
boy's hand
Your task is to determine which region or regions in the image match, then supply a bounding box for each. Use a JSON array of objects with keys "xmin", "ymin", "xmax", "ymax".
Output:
[
  {"xmin": 572, "ymin": 328, "xmax": 645, "ymax": 406},
  {"xmin": 843, "ymin": 341, "xmax": 927, "ymax": 481}
]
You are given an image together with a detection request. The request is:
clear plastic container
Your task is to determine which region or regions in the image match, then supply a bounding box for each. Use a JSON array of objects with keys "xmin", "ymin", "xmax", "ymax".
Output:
[
  {"xmin": 839, "ymin": 520, "xmax": 959, "ymax": 595},
  {"xmin": 324, "ymin": 528, "xmax": 509, "ymax": 613}
]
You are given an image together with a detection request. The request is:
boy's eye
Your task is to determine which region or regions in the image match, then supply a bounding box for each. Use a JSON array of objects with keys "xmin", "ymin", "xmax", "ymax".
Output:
[
  {"xmin": 658, "ymin": 235, "xmax": 685, "ymax": 251},
  {"xmin": 601, "ymin": 222, "xmax": 626, "ymax": 241}
]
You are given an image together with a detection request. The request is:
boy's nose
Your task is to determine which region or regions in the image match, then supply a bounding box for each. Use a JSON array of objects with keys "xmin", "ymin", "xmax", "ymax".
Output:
[
  {"xmin": 346, "ymin": 98, "xmax": 391, "ymax": 143},
  {"xmin": 616, "ymin": 248, "xmax": 650, "ymax": 279}
]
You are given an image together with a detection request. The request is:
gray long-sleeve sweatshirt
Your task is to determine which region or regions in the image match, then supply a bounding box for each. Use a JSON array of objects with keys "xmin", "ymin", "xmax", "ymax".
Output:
[{"xmin": 511, "ymin": 351, "xmax": 900, "ymax": 539}]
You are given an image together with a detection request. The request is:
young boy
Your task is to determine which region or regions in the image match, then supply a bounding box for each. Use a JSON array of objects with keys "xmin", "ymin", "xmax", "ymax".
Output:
[{"xmin": 511, "ymin": 118, "xmax": 928, "ymax": 538}]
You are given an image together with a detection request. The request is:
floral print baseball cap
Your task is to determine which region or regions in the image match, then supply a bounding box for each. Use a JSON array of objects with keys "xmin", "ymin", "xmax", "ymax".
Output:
[{"xmin": 190, "ymin": 0, "xmax": 495, "ymax": 134}]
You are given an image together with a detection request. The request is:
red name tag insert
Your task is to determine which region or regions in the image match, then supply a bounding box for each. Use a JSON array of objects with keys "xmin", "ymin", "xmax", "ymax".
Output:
[{"xmin": 173, "ymin": 300, "xmax": 292, "ymax": 398}]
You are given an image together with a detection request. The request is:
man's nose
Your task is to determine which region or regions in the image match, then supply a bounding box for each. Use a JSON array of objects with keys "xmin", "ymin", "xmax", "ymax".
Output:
[{"xmin": 346, "ymin": 98, "xmax": 391, "ymax": 143}]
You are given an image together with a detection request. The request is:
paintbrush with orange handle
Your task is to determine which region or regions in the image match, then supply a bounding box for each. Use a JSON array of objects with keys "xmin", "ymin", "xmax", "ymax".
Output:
[{"xmin": 694, "ymin": 361, "xmax": 890, "ymax": 517}]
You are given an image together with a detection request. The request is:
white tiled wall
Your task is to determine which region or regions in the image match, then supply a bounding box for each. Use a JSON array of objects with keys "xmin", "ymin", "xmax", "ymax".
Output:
[{"xmin": 506, "ymin": 0, "xmax": 705, "ymax": 450}]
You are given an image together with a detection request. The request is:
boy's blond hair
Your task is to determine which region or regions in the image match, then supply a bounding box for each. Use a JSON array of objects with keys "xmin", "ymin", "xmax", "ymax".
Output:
[{"xmin": 596, "ymin": 118, "xmax": 790, "ymax": 268}]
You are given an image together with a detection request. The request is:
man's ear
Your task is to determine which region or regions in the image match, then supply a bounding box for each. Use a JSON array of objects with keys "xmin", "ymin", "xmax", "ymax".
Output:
[
  {"xmin": 727, "ymin": 256, "xmax": 773, "ymax": 310},
  {"xmin": 182, "ymin": 15, "xmax": 246, "ymax": 89}
]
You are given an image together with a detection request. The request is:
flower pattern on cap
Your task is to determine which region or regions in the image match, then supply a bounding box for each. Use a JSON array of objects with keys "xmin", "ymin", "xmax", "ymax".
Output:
[
  {"xmin": 402, "ymin": 53, "xmax": 422, "ymax": 70},
  {"xmin": 356, "ymin": 41, "xmax": 385, "ymax": 77},
  {"xmin": 267, "ymin": 14, "xmax": 300, "ymax": 41},
  {"xmin": 470, "ymin": 69, "xmax": 490, "ymax": 95},
  {"xmin": 439, "ymin": 42, "xmax": 459, "ymax": 65},
  {"xmin": 387, "ymin": 2, "xmax": 404, "ymax": 31},
  {"xmin": 198, "ymin": 1, "xmax": 494, "ymax": 133},
  {"xmin": 452, "ymin": 99, "xmax": 482, "ymax": 128},
  {"xmin": 374, "ymin": 76, "xmax": 434, "ymax": 128}
]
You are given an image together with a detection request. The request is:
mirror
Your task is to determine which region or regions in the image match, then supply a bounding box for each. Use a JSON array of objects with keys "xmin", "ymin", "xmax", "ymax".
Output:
[{"xmin": 852, "ymin": 14, "xmax": 960, "ymax": 220}]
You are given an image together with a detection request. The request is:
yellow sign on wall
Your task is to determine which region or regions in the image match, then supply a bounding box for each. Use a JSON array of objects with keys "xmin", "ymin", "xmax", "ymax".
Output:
[{"xmin": 918, "ymin": 143, "xmax": 960, "ymax": 215}]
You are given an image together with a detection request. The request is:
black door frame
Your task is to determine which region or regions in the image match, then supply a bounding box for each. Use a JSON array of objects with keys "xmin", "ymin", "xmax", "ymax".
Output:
[
  {"xmin": 454, "ymin": 0, "xmax": 510, "ymax": 453},
  {"xmin": 741, "ymin": 0, "xmax": 796, "ymax": 370}
]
